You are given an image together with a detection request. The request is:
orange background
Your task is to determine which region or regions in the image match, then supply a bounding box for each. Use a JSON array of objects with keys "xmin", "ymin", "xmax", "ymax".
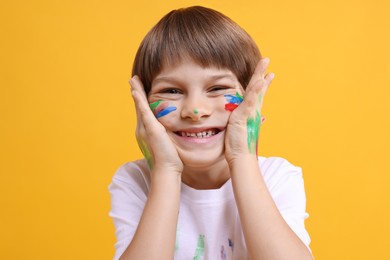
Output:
[{"xmin": 1, "ymin": 0, "xmax": 389, "ymax": 259}]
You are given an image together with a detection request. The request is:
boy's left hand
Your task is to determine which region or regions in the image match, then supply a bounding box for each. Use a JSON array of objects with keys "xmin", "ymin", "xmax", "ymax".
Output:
[{"xmin": 224, "ymin": 58, "xmax": 274, "ymax": 164}]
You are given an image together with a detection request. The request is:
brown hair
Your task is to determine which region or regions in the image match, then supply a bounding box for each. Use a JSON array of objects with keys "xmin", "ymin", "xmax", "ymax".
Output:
[{"xmin": 132, "ymin": 6, "xmax": 261, "ymax": 93}]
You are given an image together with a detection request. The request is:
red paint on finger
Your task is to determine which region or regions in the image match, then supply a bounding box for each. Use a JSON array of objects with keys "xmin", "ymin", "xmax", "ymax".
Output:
[{"xmin": 225, "ymin": 103, "xmax": 239, "ymax": 112}]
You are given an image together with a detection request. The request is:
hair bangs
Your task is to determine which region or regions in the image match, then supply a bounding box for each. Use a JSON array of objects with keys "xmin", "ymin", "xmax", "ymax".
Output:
[{"xmin": 132, "ymin": 6, "xmax": 261, "ymax": 93}]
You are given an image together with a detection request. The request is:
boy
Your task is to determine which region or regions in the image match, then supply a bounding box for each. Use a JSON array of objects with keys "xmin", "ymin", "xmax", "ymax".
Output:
[{"xmin": 109, "ymin": 6, "xmax": 312, "ymax": 260}]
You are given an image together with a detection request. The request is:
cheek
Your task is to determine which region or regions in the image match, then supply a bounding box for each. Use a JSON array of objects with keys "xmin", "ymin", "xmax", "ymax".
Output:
[
  {"xmin": 149, "ymin": 100, "xmax": 178, "ymax": 119},
  {"xmin": 157, "ymin": 116, "xmax": 176, "ymax": 130},
  {"xmin": 149, "ymin": 100, "xmax": 178, "ymax": 129},
  {"xmin": 223, "ymin": 91, "xmax": 244, "ymax": 112}
]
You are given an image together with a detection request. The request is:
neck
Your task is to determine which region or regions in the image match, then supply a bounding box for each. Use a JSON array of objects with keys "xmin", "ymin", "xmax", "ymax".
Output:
[{"xmin": 181, "ymin": 157, "xmax": 230, "ymax": 190}]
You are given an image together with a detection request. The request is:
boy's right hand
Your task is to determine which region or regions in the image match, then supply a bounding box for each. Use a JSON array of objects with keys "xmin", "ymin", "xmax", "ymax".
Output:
[{"xmin": 130, "ymin": 76, "xmax": 183, "ymax": 176}]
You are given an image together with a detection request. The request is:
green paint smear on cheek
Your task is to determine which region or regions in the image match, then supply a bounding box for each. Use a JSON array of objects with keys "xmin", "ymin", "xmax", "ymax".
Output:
[
  {"xmin": 149, "ymin": 100, "xmax": 162, "ymax": 110},
  {"xmin": 137, "ymin": 137, "xmax": 153, "ymax": 169},
  {"xmin": 247, "ymin": 111, "xmax": 261, "ymax": 154},
  {"xmin": 193, "ymin": 234, "xmax": 205, "ymax": 260}
]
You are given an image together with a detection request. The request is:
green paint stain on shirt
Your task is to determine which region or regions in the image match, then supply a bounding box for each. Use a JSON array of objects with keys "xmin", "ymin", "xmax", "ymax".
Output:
[
  {"xmin": 175, "ymin": 227, "xmax": 180, "ymax": 252},
  {"xmin": 247, "ymin": 110, "xmax": 261, "ymax": 154},
  {"xmin": 193, "ymin": 234, "xmax": 205, "ymax": 260},
  {"xmin": 149, "ymin": 100, "xmax": 162, "ymax": 110}
]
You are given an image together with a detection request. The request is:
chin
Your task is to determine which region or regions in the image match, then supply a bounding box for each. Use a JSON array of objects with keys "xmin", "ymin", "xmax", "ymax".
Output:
[{"xmin": 178, "ymin": 148, "xmax": 226, "ymax": 169}]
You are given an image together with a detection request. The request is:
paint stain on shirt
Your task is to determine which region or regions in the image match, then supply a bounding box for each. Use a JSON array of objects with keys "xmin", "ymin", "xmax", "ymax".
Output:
[
  {"xmin": 228, "ymin": 238, "xmax": 234, "ymax": 252},
  {"xmin": 175, "ymin": 226, "xmax": 180, "ymax": 253},
  {"xmin": 193, "ymin": 234, "xmax": 205, "ymax": 260},
  {"xmin": 220, "ymin": 245, "xmax": 227, "ymax": 260}
]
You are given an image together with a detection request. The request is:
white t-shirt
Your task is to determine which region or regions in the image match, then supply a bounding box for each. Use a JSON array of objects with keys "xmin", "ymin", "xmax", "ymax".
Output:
[{"xmin": 108, "ymin": 156, "xmax": 311, "ymax": 259}]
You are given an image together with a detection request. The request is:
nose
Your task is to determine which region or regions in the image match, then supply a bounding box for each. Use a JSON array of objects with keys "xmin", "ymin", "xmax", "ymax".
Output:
[{"xmin": 180, "ymin": 96, "xmax": 211, "ymax": 121}]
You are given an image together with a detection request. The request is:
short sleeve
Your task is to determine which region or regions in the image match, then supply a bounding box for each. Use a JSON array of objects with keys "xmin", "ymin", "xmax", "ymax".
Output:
[
  {"xmin": 259, "ymin": 157, "xmax": 312, "ymax": 252},
  {"xmin": 108, "ymin": 161, "xmax": 150, "ymax": 260}
]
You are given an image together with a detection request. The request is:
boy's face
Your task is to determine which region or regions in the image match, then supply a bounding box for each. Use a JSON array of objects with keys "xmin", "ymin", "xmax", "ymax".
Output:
[{"xmin": 148, "ymin": 58, "xmax": 244, "ymax": 168}]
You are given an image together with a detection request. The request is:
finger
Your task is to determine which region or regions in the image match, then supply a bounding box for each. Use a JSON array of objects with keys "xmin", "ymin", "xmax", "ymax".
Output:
[
  {"xmin": 257, "ymin": 72, "xmax": 275, "ymax": 100},
  {"xmin": 131, "ymin": 89, "xmax": 148, "ymax": 138},
  {"xmin": 129, "ymin": 77, "xmax": 142, "ymax": 120},
  {"xmin": 247, "ymin": 64, "xmax": 275, "ymax": 104},
  {"xmin": 130, "ymin": 77, "xmax": 148, "ymax": 133},
  {"xmin": 130, "ymin": 76, "xmax": 165, "ymax": 136},
  {"xmin": 131, "ymin": 88, "xmax": 157, "ymax": 131},
  {"xmin": 238, "ymin": 73, "xmax": 274, "ymax": 118},
  {"xmin": 130, "ymin": 76, "xmax": 153, "ymax": 114},
  {"xmin": 242, "ymin": 77, "xmax": 265, "ymax": 108},
  {"xmin": 230, "ymin": 89, "xmax": 258, "ymax": 122},
  {"xmin": 243, "ymin": 60, "xmax": 270, "ymax": 106},
  {"xmin": 254, "ymin": 57, "xmax": 270, "ymax": 77},
  {"xmin": 264, "ymin": 72, "xmax": 275, "ymax": 88},
  {"xmin": 247, "ymin": 58, "xmax": 270, "ymax": 88},
  {"xmin": 130, "ymin": 76, "xmax": 149, "ymax": 105}
]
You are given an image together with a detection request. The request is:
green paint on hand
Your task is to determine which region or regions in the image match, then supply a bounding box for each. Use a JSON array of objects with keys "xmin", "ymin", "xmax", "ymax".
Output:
[
  {"xmin": 149, "ymin": 100, "xmax": 162, "ymax": 110},
  {"xmin": 257, "ymin": 93, "xmax": 263, "ymax": 109},
  {"xmin": 137, "ymin": 138, "xmax": 153, "ymax": 169},
  {"xmin": 247, "ymin": 111, "xmax": 261, "ymax": 154},
  {"xmin": 235, "ymin": 92, "xmax": 243, "ymax": 99},
  {"xmin": 193, "ymin": 234, "xmax": 205, "ymax": 260},
  {"xmin": 193, "ymin": 109, "xmax": 199, "ymax": 115}
]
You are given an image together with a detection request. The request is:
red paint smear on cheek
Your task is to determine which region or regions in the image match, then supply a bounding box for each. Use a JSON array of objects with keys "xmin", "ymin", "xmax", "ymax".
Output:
[
  {"xmin": 225, "ymin": 103, "xmax": 238, "ymax": 112},
  {"xmin": 155, "ymin": 102, "xmax": 169, "ymax": 115}
]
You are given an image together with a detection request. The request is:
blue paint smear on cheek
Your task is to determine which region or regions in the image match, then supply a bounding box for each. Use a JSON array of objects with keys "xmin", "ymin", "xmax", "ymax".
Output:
[
  {"xmin": 155, "ymin": 106, "xmax": 177, "ymax": 118},
  {"xmin": 224, "ymin": 94, "xmax": 243, "ymax": 105}
]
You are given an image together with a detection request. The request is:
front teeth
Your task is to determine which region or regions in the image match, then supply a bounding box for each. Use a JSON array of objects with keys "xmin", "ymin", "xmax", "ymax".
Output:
[{"xmin": 180, "ymin": 130, "xmax": 216, "ymax": 138}]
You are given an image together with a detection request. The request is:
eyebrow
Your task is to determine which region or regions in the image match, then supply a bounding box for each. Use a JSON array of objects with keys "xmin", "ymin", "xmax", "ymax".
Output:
[{"xmin": 153, "ymin": 74, "xmax": 236, "ymax": 85}]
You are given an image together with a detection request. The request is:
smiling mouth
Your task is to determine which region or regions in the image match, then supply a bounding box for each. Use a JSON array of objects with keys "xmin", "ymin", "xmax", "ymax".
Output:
[{"xmin": 174, "ymin": 128, "xmax": 222, "ymax": 138}]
